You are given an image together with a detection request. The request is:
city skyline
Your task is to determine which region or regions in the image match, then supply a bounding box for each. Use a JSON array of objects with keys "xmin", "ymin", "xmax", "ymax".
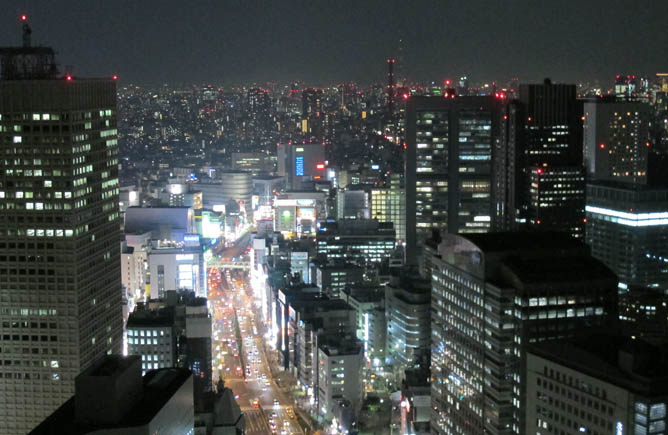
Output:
[{"xmin": 2, "ymin": 0, "xmax": 668, "ymax": 85}]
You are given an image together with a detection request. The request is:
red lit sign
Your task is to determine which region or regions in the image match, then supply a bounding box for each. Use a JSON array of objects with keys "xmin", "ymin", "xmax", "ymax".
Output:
[{"xmin": 315, "ymin": 163, "xmax": 326, "ymax": 170}]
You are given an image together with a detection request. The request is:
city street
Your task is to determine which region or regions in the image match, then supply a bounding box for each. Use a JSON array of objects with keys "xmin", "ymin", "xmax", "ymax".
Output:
[{"xmin": 208, "ymin": 264, "xmax": 304, "ymax": 435}]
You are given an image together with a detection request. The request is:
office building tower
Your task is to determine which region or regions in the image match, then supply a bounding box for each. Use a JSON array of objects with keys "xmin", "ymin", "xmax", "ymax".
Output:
[
  {"xmin": 370, "ymin": 174, "xmax": 406, "ymax": 243},
  {"xmin": 505, "ymin": 81, "xmax": 586, "ymax": 238},
  {"xmin": 276, "ymin": 142, "xmax": 326, "ymax": 190},
  {"xmin": 430, "ymin": 232, "xmax": 617, "ymax": 435},
  {"xmin": 316, "ymin": 219, "xmax": 396, "ymax": 269},
  {"xmin": 526, "ymin": 335, "xmax": 668, "ymax": 435},
  {"xmin": 586, "ymin": 181, "xmax": 668, "ymax": 292},
  {"xmin": 0, "ymin": 24, "xmax": 122, "ymax": 434},
  {"xmin": 30, "ymin": 355, "xmax": 194, "ymax": 435},
  {"xmin": 246, "ymin": 87, "xmax": 272, "ymax": 130},
  {"xmin": 385, "ymin": 268, "xmax": 430, "ymax": 367},
  {"xmin": 302, "ymin": 88, "xmax": 324, "ymax": 137},
  {"xmin": 405, "ymin": 95, "xmax": 504, "ymax": 261},
  {"xmin": 584, "ymin": 99, "xmax": 651, "ymax": 184}
]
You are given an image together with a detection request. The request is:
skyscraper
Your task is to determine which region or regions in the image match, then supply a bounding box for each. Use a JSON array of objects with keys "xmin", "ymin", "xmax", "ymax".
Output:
[
  {"xmin": 430, "ymin": 232, "xmax": 617, "ymax": 435},
  {"xmin": 507, "ymin": 80, "xmax": 586, "ymax": 238},
  {"xmin": 405, "ymin": 95, "xmax": 504, "ymax": 261},
  {"xmin": 0, "ymin": 20, "xmax": 122, "ymax": 434},
  {"xmin": 583, "ymin": 98, "xmax": 651, "ymax": 184},
  {"xmin": 586, "ymin": 181, "xmax": 668, "ymax": 292}
]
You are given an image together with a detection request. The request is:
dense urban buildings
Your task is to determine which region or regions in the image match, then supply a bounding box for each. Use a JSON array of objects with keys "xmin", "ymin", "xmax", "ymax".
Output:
[
  {"xmin": 430, "ymin": 232, "xmax": 617, "ymax": 435},
  {"xmin": 6, "ymin": 5, "xmax": 668, "ymax": 435},
  {"xmin": 0, "ymin": 32, "xmax": 122, "ymax": 434}
]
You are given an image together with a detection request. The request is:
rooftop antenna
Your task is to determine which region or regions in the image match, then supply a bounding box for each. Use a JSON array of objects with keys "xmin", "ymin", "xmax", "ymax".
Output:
[{"xmin": 21, "ymin": 14, "xmax": 31, "ymax": 47}]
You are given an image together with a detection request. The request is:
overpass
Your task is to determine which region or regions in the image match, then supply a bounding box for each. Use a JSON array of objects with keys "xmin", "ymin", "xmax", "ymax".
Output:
[{"xmin": 207, "ymin": 258, "xmax": 250, "ymax": 270}]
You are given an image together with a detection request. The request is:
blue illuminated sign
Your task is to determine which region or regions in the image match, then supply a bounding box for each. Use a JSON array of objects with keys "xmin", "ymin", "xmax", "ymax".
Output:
[{"xmin": 295, "ymin": 156, "xmax": 305, "ymax": 176}]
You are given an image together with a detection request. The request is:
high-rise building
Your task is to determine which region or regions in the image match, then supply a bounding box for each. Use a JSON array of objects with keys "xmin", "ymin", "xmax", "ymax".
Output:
[
  {"xmin": 504, "ymin": 81, "xmax": 586, "ymax": 238},
  {"xmin": 370, "ymin": 174, "xmax": 406, "ymax": 243},
  {"xmin": 276, "ymin": 142, "xmax": 326, "ymax": 190},
  {"xmin": 246, "ymin": 87, "xmax": 272, "ymax": 129},
  {"xmin": 526, "ymin": 334, "xmax": 668, "ymax": 435},
  {"xmin": 584, "ymin": 99, "xmax": 651, "ymax": 184},
  {"xmin": 0, "ymin": 23, "xmax": 122, "ymax": 434},
  {"xmin": 385, "ymin": 268, "xmax": 430, "ymax": 367},
  {"xmin": 585, "ymin": 181, "xmax": 668, "ymax": 292},
  {"xmin": 430, "ymin": 233, "xmax": 618, "ymax": 435},
  {"xmin": 405, "ymin": 95, "xmax": 504, "ymax": 261},
  {"xmin": 316, "ymin": 219, "xmax": 396, "ymax": 269}
]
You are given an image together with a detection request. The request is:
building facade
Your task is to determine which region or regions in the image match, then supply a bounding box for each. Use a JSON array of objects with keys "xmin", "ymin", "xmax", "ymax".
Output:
[
  {"xmin": 583, "ymin": 99, "xmax": 651, "ymax": 184},
  {"xmin": 430, "ymin": 233, "xmax": 618, "ymax": 435},
  {"xmin": 586, "ymin": 181, "xmax": 668, "ymax": 292},
  {"xmin": 0, "ymin": 57, "xmax": 122, "ymax": 432},
  {"xmin": 506, "ymin": 81, "xmax": 586, "ymax": 238},
  {"xmin": 385, "ymin": 268, "xmax": 431, "ymax": 367},
  {"xmin": 526, "ymin": 336, "xmax": 668, "ymax": 435},
  {"xmin": 405, "ymin": 95, "xmax": 503, "ymax": 260}
]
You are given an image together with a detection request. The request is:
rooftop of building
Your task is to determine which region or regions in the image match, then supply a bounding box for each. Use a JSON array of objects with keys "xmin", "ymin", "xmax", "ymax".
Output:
[
  {"xmin": 127, "ymin": 305, "xmax": 175, "ymax": 328},
  {"xmin": 289, "ymin": 298, "xmax": 353, "ymax": 315},
  {"xmin": 528, "ymin": 334, "xmax": 668, "ymax": 397},
  {"xmin": 499, "ymin": 254, "xmax": 618, "ymax": 289},
  {"xmin": 462, "ymin": 231, "xmax": 586, "ymax": 255},
  {"xmin": 343, "ymin": 284, "xmax": 384, "ymax": 303},
  {"xmin": 30, "ymin": 367, "xmax": 192, "ymax": 435},
  {"xmin": 318, "ymin": 219, "xmax": 395, "ymax": 236},
  {"xmin": 318, "ymin": 337, "xmax": 363, "ymax": 357},
  {"xmin": 587, "ymin": 179, "xmax": 668, "ymax": 193}
]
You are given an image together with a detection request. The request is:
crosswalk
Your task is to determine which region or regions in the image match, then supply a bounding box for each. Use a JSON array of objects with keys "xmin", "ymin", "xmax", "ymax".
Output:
[{"xmin": 243, "ymin": 409, "xmax": 271, "ymax": 434}]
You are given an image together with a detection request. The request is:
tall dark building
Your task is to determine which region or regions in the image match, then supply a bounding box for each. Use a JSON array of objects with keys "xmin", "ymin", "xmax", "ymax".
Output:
[
  {"xmin": 301, "ymin": 88, "xmax": 324, "ymax": 137},
  {"xmin": 583, "ymin": 98, "xmax": 651, "ymax": 184},
  {"xmin": 405, "ymin": 95, "xmax": 504, "ymax": 262},
  {"xmin": 430, "ymin": 233, "xmax": 618, "ymax": 435},
  {"xmin": 246, "ymin": 87, "xmax": 271, "ymax": 129},
  {"xmin": 0, "ymin": 19, "xmax": 122, "ymax": 434},
  {"xmin": 503, "ymin": 81, "xmax": 586, "ymax": 238}
]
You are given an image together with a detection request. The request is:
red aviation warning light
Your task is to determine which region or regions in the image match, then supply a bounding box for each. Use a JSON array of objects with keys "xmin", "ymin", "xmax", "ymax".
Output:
[
  {"xmin": 65, "ymin": 75, "xmax": 72, "ymax": 81},
  {"xmin": 20, "ymin": 14, "xmax": 27, "ymax": 21},
  {"xmin": 112, "ymin": 75, "xmax": 118, "ymax": 80}
]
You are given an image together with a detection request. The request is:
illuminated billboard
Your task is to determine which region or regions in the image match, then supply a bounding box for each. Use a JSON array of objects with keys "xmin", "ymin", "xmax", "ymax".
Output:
[{"xmin": 295, "ymin": 156, "xmax": 305, "ymax": 176}]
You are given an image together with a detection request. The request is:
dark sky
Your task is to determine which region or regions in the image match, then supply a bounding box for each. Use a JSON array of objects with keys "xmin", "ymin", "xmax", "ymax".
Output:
[{"xmin": 2, "ymin": 0, "xmax": 667, "ymax": 86}]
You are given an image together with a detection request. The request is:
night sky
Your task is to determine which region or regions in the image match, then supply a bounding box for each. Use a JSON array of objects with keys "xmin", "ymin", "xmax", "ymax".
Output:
[{"xmin": 2, "ymin": 0, "xmax": 667, "ymax": 86}]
